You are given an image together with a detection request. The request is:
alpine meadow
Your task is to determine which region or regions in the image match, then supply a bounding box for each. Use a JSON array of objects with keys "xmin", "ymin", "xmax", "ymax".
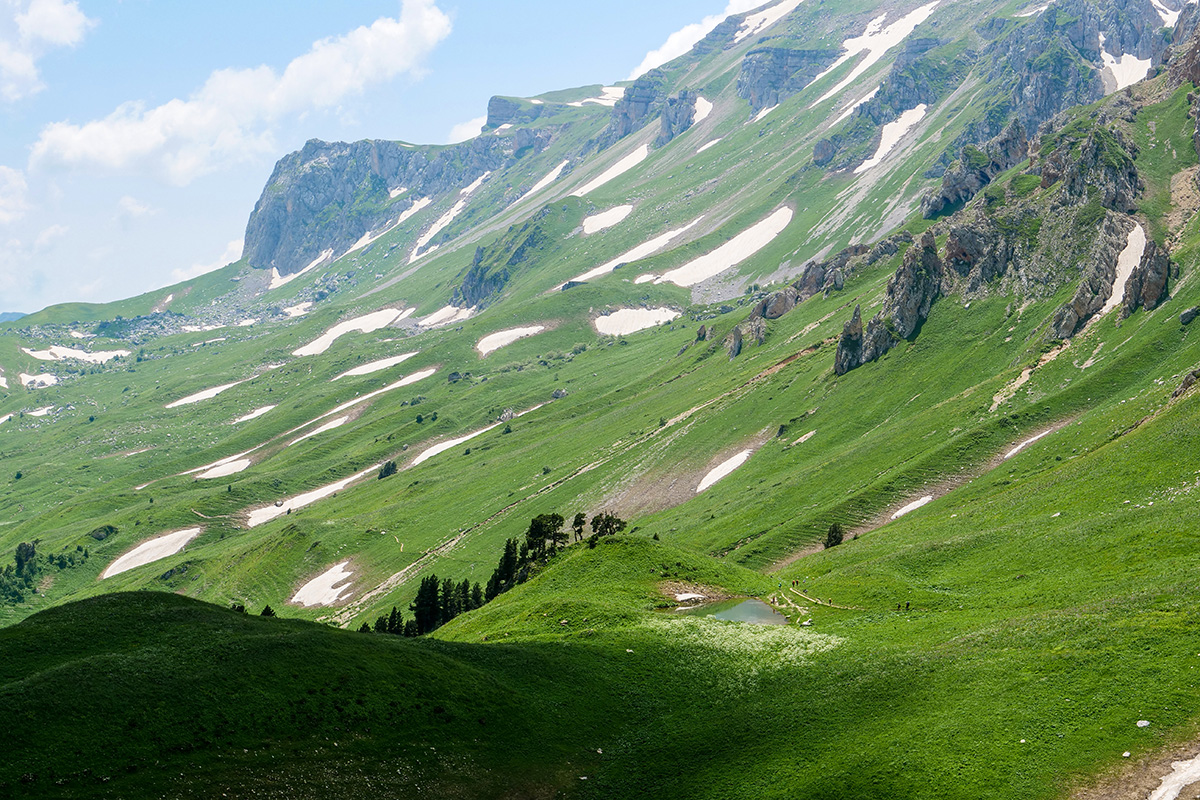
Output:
[{"xmin": 6, "ymin": 0, "xmax": 1200, "ymax": 797}]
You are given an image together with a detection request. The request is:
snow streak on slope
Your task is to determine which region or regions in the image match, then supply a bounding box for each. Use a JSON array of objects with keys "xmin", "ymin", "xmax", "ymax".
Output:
[
  {"xmin": 348, "ymin": 197, "xmax": 432, "ymax": 254},
  {"xmin": 1099, "ymin": 34, "xmax": 1152, "ymax": 92},
  {"xmin": 477, "ymin": 326, "xmax": 546, "ymax": 356},
  {"xmin": 288, "ymin": 416, "xmax": 349, "ymax": 446},
  {"xmin": 1101, "ymin": 223, "xmax": 1148, "ymax": 317},
  {"xmin": 694, "ymin": 96, "xmax": 714, "ymax": 123},
  {"xmin": 247, "ymin": 465, "xmax": 380, "ymax": 528},
  {"xmin": 1150, "ymin": 0, "xmax": 1181, "ymax": 27},
  {"xmin": 271, "ymin": 249, "xmax": 331, "ymax": 290},
  {"xmin": 22, "ymin": 345, "xmax": 130, "ymax": 364},
  {"xmin": 854, "ymin": 104, "xmax": 928, "ymax": 174},
  {"xmin": 166, "ymin": 378, "xmax": 251, "ymax": 408},
  {"xmin": 735, "ymin": 0, "xmax": 804, "ymax": 42},
  {"xmin": 196, "ymin": 459, "xmax": 252, "ymax": 479},
  {"xmin": 292, "ymin": 562, "xmax": 355, "ymax": 606},
  {"xmin": 560, "ymin": 217, "xmax": 704, "ymax": 288},
  {"xmin": 293, "ymin": 309, "xmax": 407, "ymax": 357},
  {"xmin": 520, "ymin": 160, "xmax": 569, "ymax": 203},
  {"xmin": 891, "ymin": 496, "xmax": 933, "ymax": 519},
  {"xmin": 234, "ymin": 405, "xmax": 275, "ymax": 423},
  {"xmin": 333, "ymin": 352, "xmax": 418, "ymax": 381},
  {"xmin": 654, "ymin": 207, "xmax": 793, "ymax": 287},
  {"xmin": 696, "ymin": 450, "xmax": 753, "ymax": 492},
  {"xmin": 583, "ymin": 205, "xmax": 633, "ymax": 234},
  {"xmin": 594, "ymin": 308, "xmax": 680, "ymax": 335},
  {"xmin": 102, "ymin": 528, "xmax": 202, "ymax": 579},
  {"xmin": 570, "ymin": 145, "xmax": 650, "ymax": 198},
  {"xmin": 811, "ymin": 2, "xmax": 940, "ymax": 106},
  {"xmin": 410, "ymin": 175, "xmax": 489, "ymax": 263},
  {"xmin": 20, "ymin": 373, "xmax": 58, "ymax": 388},
  {"xmin": 568, "ymin": 86, "xmax": 626, "ymax": 107},
  {"xmin": 422, "ymin": 305, "xmax": 475, "ymax": 327},
  {"xmin": 833, "ymin": 85, "xmax": 879, "ymax": 125},
  {"xmin": 410, "ymin": 405, "xmax": 543, "ymax": 468}
]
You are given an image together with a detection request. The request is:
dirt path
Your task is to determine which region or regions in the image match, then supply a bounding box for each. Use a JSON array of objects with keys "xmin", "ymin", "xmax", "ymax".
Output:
[
  {"xmin": 1069, "ymin": 735, "xmax": 1200, "ymax": 800},
  {"xmin": 787, "ymin": 587, "xmax": 862, "ymax": 611}
]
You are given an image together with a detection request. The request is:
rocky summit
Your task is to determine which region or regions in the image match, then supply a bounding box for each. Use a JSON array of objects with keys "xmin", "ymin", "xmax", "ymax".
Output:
[{"xmin": 4, "ymin": 0, "xmax": 1200, "ymax": 798}]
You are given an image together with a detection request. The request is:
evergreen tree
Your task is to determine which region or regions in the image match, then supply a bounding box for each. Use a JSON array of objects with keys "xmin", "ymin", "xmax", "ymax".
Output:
[
  {"xmin": 471, "ymin": 582, "xmax": 484, "ymax": 609},
  {"xmin": 403, "ymin": 619, "xmax": 419, "ymax": 637},
  {"xmin": 572, "ymin": 512, "xmax": 586, "ymax": 542},
  {"xmin": 374, "ymin": 614, "xmax": 389, "ymax": 633},
  {"xmin": 411, "ymin": 576, "xmax": 441, "ymax": 634},
  {"xmin": 387, "ymin": 605, "xmax": 402, "ymax": 634},
  {"xmin": 824, "ymin": 522, "xmax": 845, "ymax": 549},
  {"xmin": 358, "ymin": 623, "xmax": 372, "ymax": 633},
  {"xmin": 439, "ymin": 577, "xmax": 458, "ymax": 624},
  {"xmin": 457, "ymin": 579, "xmax": 471, "ymax": 613},
  {"xmin": 527, "ymin": 513, "xmax": 565, "ymax": 558},
  {"xmin": 260, "ymin": 605, "xmax": 277, "ymax": 617},
  {"xmin": 498, "ymin": 538, "xmax": 518, "ymax": 585}
]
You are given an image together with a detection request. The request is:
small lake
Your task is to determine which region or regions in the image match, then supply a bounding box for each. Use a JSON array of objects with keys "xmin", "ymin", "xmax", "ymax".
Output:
[{"xmin": 683, "ymin": 598, "xmax": 788, "ymax": 625}]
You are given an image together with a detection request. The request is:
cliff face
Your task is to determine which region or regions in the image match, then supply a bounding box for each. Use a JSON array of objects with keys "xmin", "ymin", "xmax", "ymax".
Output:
[
  {"xmin": 736, "ymin": 47, "xmax": 838, "ymax": 113},
  {"xmin": 243, "ymin": 131, "xmax": 550, "ymax": 277}
]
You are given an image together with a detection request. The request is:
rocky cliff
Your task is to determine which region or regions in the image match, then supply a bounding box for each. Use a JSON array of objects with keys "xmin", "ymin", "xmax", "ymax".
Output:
[{"xmin": 736, "ymin": 47, "xmax": 838, "ymax": 113}]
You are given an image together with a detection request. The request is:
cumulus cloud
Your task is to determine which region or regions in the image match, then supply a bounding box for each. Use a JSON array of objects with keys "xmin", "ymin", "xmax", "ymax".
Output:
[
  {"xmin": 0, "ymin": 165, "xmax": 28, "ymax": 223},
  {"xmin": 171, "ymin": 238, "xmax": 243, "ymax": 282},
  {"xmin": 116, "ymin": 195, "xmax": 156, "ymax": 220},
  {"xmin": 0, "ymin": 0, "xmax": 94, "ymax": 100},
  {"xmin": 627, "ymin": 0, "xmax": 765, "ymax": 80},
  {"xmin": 32, "ymin": 221, "xmax": 66, "ymax": 251},
  {"xmin": 447, "ymin": 115, "xmax": 486, "ymax": 144},
  {"xmin": 30, "ymin": 0, "xmax": 453, "ymax": 184}
]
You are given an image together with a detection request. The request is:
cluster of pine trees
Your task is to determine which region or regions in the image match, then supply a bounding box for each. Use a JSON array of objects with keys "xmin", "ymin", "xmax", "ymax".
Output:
[{"xmin": 359, "ymin": 509, "xmax": 627, "ymax": 637}]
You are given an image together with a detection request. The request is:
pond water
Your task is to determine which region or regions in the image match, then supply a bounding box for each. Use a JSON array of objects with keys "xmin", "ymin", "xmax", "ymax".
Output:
[{"xmin": 684, "ymin": 598, "xmax": 788, "ymax": 625}]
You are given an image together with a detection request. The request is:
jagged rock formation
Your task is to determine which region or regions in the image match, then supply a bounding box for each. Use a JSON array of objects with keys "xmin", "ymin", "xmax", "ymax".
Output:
[
  {"xmin": 596, "ymin": 71, "xmax": 668, "ymax": 149},
  {"xmin": 736, "ymin": 47, "xmax": 837, "ymax": 113},
  {"xmin": 1051, "ymin": 213, "xmax": 1135, "ymax": 337},
  {"xmin": 835, "ymin": 233, "xmax": 943, "ymax": 374},
  {"xmin": 1182, "ymin": 307, "xmax": 1200, "ymax": 326},
  {"xmin": 1038, "ymin": 123, "xmax": 1141, "ymax": 212},
  {"xmin": 922, "ymin": 121, "xmax": 1029, "ymax": 218},
  {"xmin": 450, "ymin": 207, "xmax": 558, "ymax": 309},
  {"xmin": 486, "ymin": 96, "xmax": 544, "ymax": 128},
  {"xmin": 245, "ymin": 132, "xmax": 550, "ymax": 277},
  {"xmin": 658, "ymin": 91, "xmax": 699, "ymax": 146},
  {"xmin": 724, "ymin": 317, "xmax": 766, "ymax": 359},
  {"xmin": 1122, "ymin": 237, "xmax": 1173, "ymax": 317}
]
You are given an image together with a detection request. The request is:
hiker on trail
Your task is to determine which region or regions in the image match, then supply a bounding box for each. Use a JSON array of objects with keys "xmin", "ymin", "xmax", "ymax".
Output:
[
  {"xmin": 905, "ymin": 601, "xmax": 910, "ymax": 611},
  {"xmin": 897, "ymin": 603, "xmax": 901, "ymax": 611}
]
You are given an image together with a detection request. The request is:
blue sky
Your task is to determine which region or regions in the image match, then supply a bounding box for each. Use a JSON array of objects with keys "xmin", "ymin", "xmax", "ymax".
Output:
[{"xmin": 0, "ymin": 0, "xmax": 762, "ymax": 313}]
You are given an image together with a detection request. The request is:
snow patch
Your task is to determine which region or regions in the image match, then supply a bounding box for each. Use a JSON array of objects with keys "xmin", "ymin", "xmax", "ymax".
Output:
[
  {"xmin": 410, "ymin": 178, "xmax": 487, "ymax": 263},
  {"xmin": 694, "ymin": 96, "xmax": 714, "ymax": 124},
  {"xmin": 291, "ymin": 368, "xmax": 437, "ymax": 435},
  {"xmin": 1149, "ymin": 0, "xmax": 1181, "ymax": 28},
  {"xmin": 891, "ymin": 496, "xmax": 934, "ymax": 520},
  {"xmin": 810, "ymin": 2, "xmax": 941, "ymax": 107},
  {"xmin": 570, "ymin": 145, "xmax": 650, "ymax": 198},
  {"xmin": 293, "ymin": 309, "xmax": 405, "ymax": 357},
  {"xmin": 583, "ymin": 205, "xmax": 634, "ymax": 234},
  {"xmin": 521, "ymin": 160, "xmax": 570, "ymax": 203},
  {"xmin": 69, "ymin": 330, "xmax": 87, "ymax": 339},
  {"xmin": 697, "ymin": 138, "xmax": 723, "ymax": 154},
  {"xmin": 1015, "ymin": 2, "xmax": 1051, "ymax": 17},
  {"xmin": 594, "ymin": 308, "xmax": 680, "ymax": 335},
  {"xmin": 697, "ymin": 449, "xmax": 753, "ymax": 493},
  {"xmin": 567, "ymin": 86, "xmax": 626, "ymax": 107},
  {"xmin": 411, "ymin": 405, "xmax": 543, "ymax": 469},
  {"xmin": 20, "ymin": 373, "xmax": 58, "ymax": 388},
  {"xmin": 1005, "ymin": 429, "xmax": 1055, "ymax": 460},
  {"xmin": 351, "ymin": 197, "xmax": 433, "ymax": 255},
  {"xmin": 234, "ymin": 405, "xmax": 275, "ymax": 424},
  {"xmin": 477, "ymin": 326, "xmax": 546, "ymax": 356},
  {"xmin": 333, "ymin": 352, "xmax": 418, "ymax": 381},
  {"xmin": 561, "ymin": 217, "xmax": 704, "ymax": 288},
  {"xmin": 0, "ymin": 414, "xmax": 11, "ymax": 426},
  {"xmin": 753, "ymin": 104, "xmax": 779, "ymax": 123},
  {"xmin": 166, "ymin": 378, "xmax": 250, "ymax": 408},
  {"xmin": 1149, "ymin": 752, "xmax": 1200, "ymax": 800},
  {"xmin": 196, "ymin": 459, "xmax": 252, "ymax": 480},
  {"xmin": 1099, "ymin": 34, "xmax": 1152, "ymax": 92},
  {"xmin": 102, "ymin": 528, "xmax": 202, "ymax": 579},
  {"xmin": 388, "ymin": 186, "xmax": 407, "ymax": 199},
  {"xmin": 283, "ymin": 302, "xmax": 313, "ymax": 318},
  {"xmin": 854, "ymin": 104, "xmax": 928, "ymax": 174},
  {"xmin": 292, "ymin": 562, "xmax": 356, "ymax": 607},
  {"xmin": 289, "ymin": 415, "xmax": 349, "ymax": 446},
  {"xmin": 1102, "ymin": 223, "xmax": 1147, "ymax": 317},
  {"xmin": 735, "ymin": 0, "xmax": 804, "ymax": 42},
  {"xmin": 421, "ymin": 305, "xmax": 475, "ymax": 327},
  {"xmin": 833, "ymin": 85, "xmax": 880, "ymax": 125},
  {"xmin": 27, "ymin": 405, "xmax": 53, "ymax": 417},
  {"xmin": 270, "ymin": 249, "xmax": 332, "ymax": 290},
  {"xmin": 238, "ymin": 318, "xmax": 257, "ymax": 327},
  {"xmin": 654, "ymin": 207, "xmax": 792, "ymax": 287},
  {"xmin": 247, "ymin": 464, "xmax": 380, "ymax": 528},
  {"xmin": 22, "ymin": 345, "xmax": 130, "ymax": 364}
]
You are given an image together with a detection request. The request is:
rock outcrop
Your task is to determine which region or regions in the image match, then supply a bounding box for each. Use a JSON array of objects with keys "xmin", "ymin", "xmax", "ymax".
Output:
[
  {"xmin": 486, "ymin": 96, "xmax": 543, "ymax": 128},
  {"xmin": 450, "ymin": 207, "xmax": 558, "ymax": 309},
  {"xmin": 658, "ymin": 91, "xmax": 699, "ymax": 146},
  {"xmin": 725, "ymin": 317, "xmax": 766, "ymax": 359},
  {"xmin": 834, "ymin": 232, "xmax": 943, "ymax": 374},
  {"xmin": 1051, "ymin": 213, "xmax": 1135, "ymax": 337},
  {"xmin": 597, "ymin": 71, "xmax": 669, "ymax": 149},
  {"xmin": 1122, "ymin": 237, "xmax": 1172, "ymax": 318},
  {"xmin": 736, "ymin": 47, "xmax": 838, "ymax": 113},
  {"xmin": 922, "ymin": 121, "xmax": 1028, "ymax": 218}
]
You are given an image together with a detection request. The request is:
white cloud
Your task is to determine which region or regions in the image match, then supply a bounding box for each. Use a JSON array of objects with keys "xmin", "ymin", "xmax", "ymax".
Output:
[
  {"xmin": 32, "ymin": 222, "xmax": 66, "ymax": 250},
  {"xmin": 171, "ymin": 238, "xmax": 243, "ymax": 282},
  {"xmin": 447, "ymin": 115, "xmax": 486, "ymax": 144},
  {"xmin": 30, "ymin": 0, "xmax": 453, "ymax": 184},
  {"xmin": 0, "ymin": 165, "xmax": 28, "ymax": 223},
  {"xmin": 0, "ymin": 0, "xmax": 94, "ymax": 100},
  {"xmin": 116, "ymin": 195, "xmax": 155, "ymax": 219},
  {"xmin": 627, "ymin": 0, "xmax": 765, "ymax": 80}
]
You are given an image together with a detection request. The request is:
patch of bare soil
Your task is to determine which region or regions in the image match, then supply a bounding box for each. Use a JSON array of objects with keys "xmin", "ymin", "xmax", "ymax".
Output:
[
  {"xmin": 1169, "ymin": 166, "xmax": 1200, "ymax": 239},
  {"xmin": 1068, "ymin": 736, "xmax": 1200, "ymax": 800},
  {"xmin": 659, "ymin": 581, "xmax": 734, "ymax": 606}
]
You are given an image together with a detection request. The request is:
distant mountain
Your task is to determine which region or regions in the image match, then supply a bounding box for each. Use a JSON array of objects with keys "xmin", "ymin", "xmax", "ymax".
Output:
[{"xmin": 0, "ymin": 312, "xmax": 24, "ymax": 323}]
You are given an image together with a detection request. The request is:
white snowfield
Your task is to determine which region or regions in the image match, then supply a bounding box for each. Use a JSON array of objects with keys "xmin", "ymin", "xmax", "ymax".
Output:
[
  {"xmin": 333, "ymin": 352, "xmax": 418, "ymax": 381},
  {"xmin": 389, "ymin": 186, "xmax": 407, "ymax": 199},
  {"xmin": 1005, "ymin": 429, "xmax": 1056, "ymax": 460},
  {"xmin": 69, "ymin": 330, "xmax": 88, "ymax": 339},
  {"xmin": 854, "ymin": 104, "xmax": 928, "ymax": 174},
  {"xmin": 892, "ymin": 496, "xmax": 934, "ymax": 520},
  {"xmin": 570, "ymin": 144, "xmax": 650, "ymax": 198},
  {"xmin": 196, "ymin": 459, "xmax": 252, "ymax": 479},
  {"xmin": 1102, "ymin": 223, "xmax": 1148, "ymax": 317},
  {"xmin": 290, "ymin": 368, "xmax": 439, "ymax": 435},
  {"xmin": 288, "ymin": 415, "xmax": 349, "ymax": 446},
  {"xmin": 477, "ymin": 325, "xmax": 546, "ymax": 356},
  {"xmin": 567, "ymin": 86, "xmax": 626, "ymax": 107},
  {"xmin": 1099, "ymin": 34, "xmax": 1152, "ymax": 92},
  {"xmin": 753, "ymin": 104, "xmax": 779, "ymax": 123},
  {"xmin": 583, "ymin": 205, "xmax": 634, "ymax": 234},
  {"xmin": 102, "ymin": 528, "xmax": 202, "ymax": 579},
  {"xmin": 292, "ymin": 562, "xmax": 356, "ymax": 606},
  {"xmin": 283, "ymin": 302, "xmax": 313, "ymax": 318},
  {"xmin": 697, "ymin": 138, "xmax": 723, "ymax": 154},
  {"xmin": 27, "ymin": 406, "xmax": 54, "ymax": 417},
  {"xmin": 22, "ymin": 345, "xmax": 130, "ymax": 364},
  {"xmin": 693, "ymin": 96, "xmax": 714, "ymax": 124},
  {"xmin": 654, "ymin": 207, "xmax": 793, "ymax": 287},
  {"xmin": 834, "ymin": 85, "xmax": 880, "ymax": 125},
  {"xmin": 811, "ymin": 2, "xmax": 940, "ymax": 106},
  {"xmin": 234, "ymin": 405, "xmax": 276, "ymax": 423},
  {"xmin": 520, "ymin": 159, "xmax": 569, "ymax": 203},
  {"xmin": 0, "ymin": 374, "xmax": 7, "ymax": 389},
  {"xmin": 411, "ymin": 405, "xmax": 543, "ymax": 468},
  {"xmin": 270, "ymin": 249, "xmax": 332, "ymax": 290},
  {"xmin": 0, "ymin": 414, "xmax": 11, "ymax": 426},
  {"xmin": 238, "ymin": 319, "xmax": 257, "ymax": 327},
  {"xmin": 182, "ymin": 324, "xmax": 223, "ymax": 333},
  {"xmin": 422, "ymin": 305, "xmax": 475, "ymax": 327},
  {"xmin": 1015, "ymin": 2, "xmax": 1051, "ymax": 17},
  {"xmin": 736, "ymin": 0, "xmax": 804, "ymax": 42},
  {"xmin": 562, "ymin": 217, "xmax": 704, "ymax": 288},
  {"xmin": 165, "ymin": 377, "xmax": 250, "ymax": 408},
  {"xmin": 594, "ymin": 307, "xmax": 680, "ymax": 335},
  {"xmin": 410, "ymin": 175, "xmax": 489, "ymax": 263},
  {"xmin": 247, "ymin": 464, "xmax": 379, "ymax": 527},
  {"xmin": 1150, "ymin": 0, "xmax": 1182, "ymax": 28},
  {"xmin": 1149, "ymin": 751, "xmax": 1200, "ymax": 800},
  {"xmin": 184, "ymin": 446, "xmax": 261, "ymax": 478},
  {"xmin": 350, "ymin": 197, "xmax": 432, "ymax": 254},
  {"xmin": 20, "ymin": 373, "xmax": 59, "ymax": 388},
  {"xmin": 696, "ymin": 449, "xmax": 754, "ymax": 493},
  {"xmin": 293, "ymin": 308, "xmax": 407, "ymax": 357}
]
